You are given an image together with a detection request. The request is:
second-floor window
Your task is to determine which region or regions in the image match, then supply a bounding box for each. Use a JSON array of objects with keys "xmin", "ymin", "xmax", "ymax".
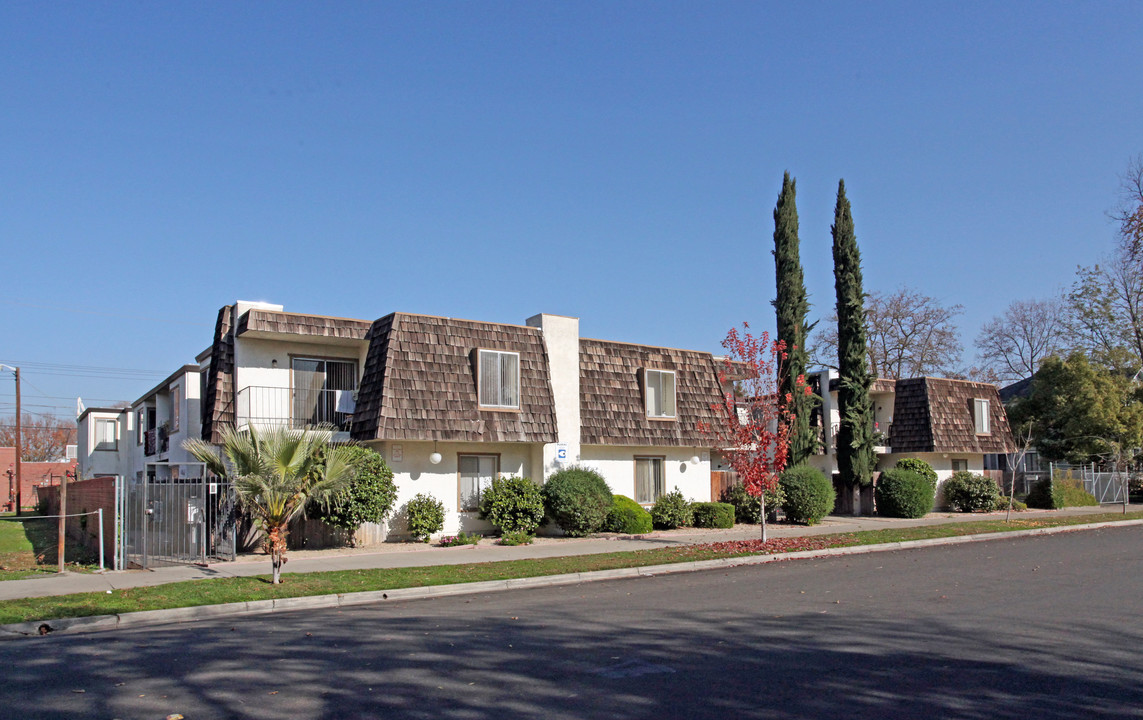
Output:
[
  {"xmin": 644, "ymin": 369, "xmax": 676, "ymax": 419},
  {"xmin": 973, "ymin": 398, "xmax": 990, "ymax": 435},
  {"xmin": 170, "ymin": 387, "xmax": 181, "ymax": 433},
  {"xmin": 94, "ymin": 418, "xmax": 117, "ymax": 451},
  {"xmin": 293, "ymin": 358, "xmax": 357, "ymax": 430},
  {"xmin": 477, "ymin": 350, "xmax": 520, "ymax": 409}
]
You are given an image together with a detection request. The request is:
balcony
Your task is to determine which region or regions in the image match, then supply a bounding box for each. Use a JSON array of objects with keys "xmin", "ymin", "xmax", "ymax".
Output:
[
  {"xmin": 236, "ymin": 386, "xmax": 354, "ymax": 433},
  {"xmin": 826, "ymin": 422, "xmax": 892, "ymax": 455},
  {"xmin": 144, "ymin": 428, "xmax": 157, "ymax": 457}
]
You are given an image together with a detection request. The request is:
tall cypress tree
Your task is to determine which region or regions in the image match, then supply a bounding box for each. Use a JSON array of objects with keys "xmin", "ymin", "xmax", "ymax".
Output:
[
  {"xmin": 831, "ymin": 180, "xmax": 876, "ymax": 489},
  {"xmin": 772, "ymin": 172, "xmax": 817, "ymax": 464}
]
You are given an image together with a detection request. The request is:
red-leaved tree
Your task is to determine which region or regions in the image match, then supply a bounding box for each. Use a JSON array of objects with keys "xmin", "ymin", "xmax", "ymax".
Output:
[{"xmin": 700, "ymin": 324, "xmax": 802, "ymax": 542}]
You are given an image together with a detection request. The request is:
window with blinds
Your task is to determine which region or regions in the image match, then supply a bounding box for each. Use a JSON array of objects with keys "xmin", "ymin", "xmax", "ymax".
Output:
[
  {"xmin": 973, "ymin": 398, "xmax": 991, "ymax": 435},
  {"xmin": 478, "ymin": 350, "xmax": 520, "ymax": 409},
  {"xmin": 95, "ymin": 418, "xmax": 118, "ymax": 451},
  {"xmin": 292, "ymin": 358, "xmax": 357, "ymax": 430},
  {"xmin": 644, "ymin": 369, "xmax": 676, "ymax": 419}
]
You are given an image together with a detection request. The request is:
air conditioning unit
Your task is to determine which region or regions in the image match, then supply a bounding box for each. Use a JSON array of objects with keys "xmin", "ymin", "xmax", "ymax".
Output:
[{"xmin": 65, "ymin": 444, "xmax": 78, "ymax": 460}]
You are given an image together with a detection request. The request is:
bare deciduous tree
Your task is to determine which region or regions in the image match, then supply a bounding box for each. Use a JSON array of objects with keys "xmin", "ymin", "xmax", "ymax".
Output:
[
  {"xmin": 0, "ymin": 413, "xmax": 76, "ymax": 462},
  {"xmin": 809, "ymin": 287, "xmax": 963, "ymax": 379},
  {"xmin": 1064, "ymin": 246, "xmax": 1143, "ymax": 373},
  {"xmin": 973, "ymin": 298, "xmax": 1064, "ymax": 383},
  {"xmin": 1113, "ymin": 154, "xmax": 1143, "ymax": 259}
]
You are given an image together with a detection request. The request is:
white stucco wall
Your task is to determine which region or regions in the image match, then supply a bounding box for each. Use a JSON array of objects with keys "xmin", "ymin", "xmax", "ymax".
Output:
[
  {"xmin": 368, "ymin": 440, "xmax": 544, "ymax": 537},
  {"xmin": 78, "ymin": 410, "xmax": 129, "ymax": 480},
  {"xmin": 232, "ymin": 336, "xmax": 368, "ymax": 434},
  {"xmin": 579, "ymin": 445, "xmax": 711, "ymax": 505}
]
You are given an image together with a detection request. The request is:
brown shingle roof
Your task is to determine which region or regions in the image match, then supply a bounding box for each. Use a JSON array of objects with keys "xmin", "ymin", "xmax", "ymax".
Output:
[
  {"xmin": 351, "ymin": 313, "xmax": 557, "ymax": 443},
  {"xmin": 579, "ymin": 339, "xmax": 723, "ymax": 447},
  {"xmin": 890, "ymin": 378, "xmax": 1014, "ymax": 454},
  {"xmin": 237, "ymin": 309, "xmax": 372, "ymax": 340},
  {"xmin": 202, "ymin": 305, "xmax": 235, "ymax": 443}
]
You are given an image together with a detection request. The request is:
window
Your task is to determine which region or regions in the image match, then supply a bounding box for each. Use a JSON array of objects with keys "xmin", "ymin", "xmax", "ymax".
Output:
[
  {"xmin": 170, "ymin": 386, "xmax": 181, "ymax": 433},
  {"xmin": 292, "ymin": 358, "xmax": 357, "ymax": 430},
  {"xmin": 644, "ymin": 369, "xmax": 676, "ymax": 419},
  {"xmin": 973, "ymin": 398, "xmax": 991, "ymax": 435},
  {"xmin": 951, "ymin": 459, "xmax": 968, "ymax": 473},
  {"xmin": 635, "ymin": 456, "xmax": 665, "ymax": 504},
  {"xmin": 94, "ymin": 418, "xmax": 117, "ymax": 451},
  {"xmin": 477, "ymin": 350, "xmax": 520, "ymax": 409},
  {"xmin": 136, "ymin": 409, "xmax": 145, "ymax": 445},
  {"xmin": 459, "ymin": 454, "xmax": 498, "ymax": 511}
]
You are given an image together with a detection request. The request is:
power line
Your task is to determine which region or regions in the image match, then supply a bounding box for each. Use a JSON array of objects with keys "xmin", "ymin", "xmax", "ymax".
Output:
[
  {"xmin": 1, "ymin": 300, "xmax": 211, "ymax": 327},
  {"xmin": 0, "ymin": 360, "xmax": 167, "ymax": 380}
]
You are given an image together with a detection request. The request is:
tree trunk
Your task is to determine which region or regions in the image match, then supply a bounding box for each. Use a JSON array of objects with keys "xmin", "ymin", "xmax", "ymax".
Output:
[
  {"xmin": 851, "ymin": 483, "xmax": 862, "ymax": 517},
  {"xmin": 760, "ymin": 495, "xmax": 768, "ymax": 543}
]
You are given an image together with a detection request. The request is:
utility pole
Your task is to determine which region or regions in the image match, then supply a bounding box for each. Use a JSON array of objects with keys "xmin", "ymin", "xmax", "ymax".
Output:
[
  {"xmin": 57, "ymin": 466, "xmax": 68, "ymax": 573},
  {"xmin": 14, "ymin": 367, "xmax": 21, "ymax": 517}
]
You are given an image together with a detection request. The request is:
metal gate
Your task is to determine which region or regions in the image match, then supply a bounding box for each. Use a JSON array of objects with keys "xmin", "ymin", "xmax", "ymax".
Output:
[
  {"xmin": 1085, "ymin": 468, "xmax": 1127, "ymax": 504},
  {"xmin": 121, "ymin": 463, "xmax": 238, "ymax": 569}
]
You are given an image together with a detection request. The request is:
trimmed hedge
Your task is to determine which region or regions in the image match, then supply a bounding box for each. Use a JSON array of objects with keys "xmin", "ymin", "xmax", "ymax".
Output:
[
  {"xmin": 943, "ymin": 471, "xmax": 1000, "ymax": 512},
  {"xmin": 478, "ymin": 475, "xmax": 545, "ymax": 535},
  {"xmin": 691, "ymin": 502, "xmax": 735, "ymax": 529},
  {"xmin": 894, "ymin": 458, "xmax": 938, "ymax": 488},
  {"xmin": 541, "ymin": 467, "xmax": 613, "ymax": 537},
  {"xmin": 604, "ymin": 495, "xmax": 653, "ymax": 534},
  {"xmin": 651, "ymin": 488, "xmax": 693, "ymax": 529},
  {"xmin": 779, "ymin": 465, "xmax": 835, "ymax": 525},
  {"xmin": 876, "ymin": 468, "xmax": 935, "ymax": 518}
]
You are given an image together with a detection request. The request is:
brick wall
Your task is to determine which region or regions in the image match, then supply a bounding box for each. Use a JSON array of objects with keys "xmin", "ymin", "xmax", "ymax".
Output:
[
  {"xmin": 38, "ymin": 476, "xmax": 115, "ymax": 566},
  {"xmin": 2, "ymin": 447, "xmax": 77, "ymax": 511}
]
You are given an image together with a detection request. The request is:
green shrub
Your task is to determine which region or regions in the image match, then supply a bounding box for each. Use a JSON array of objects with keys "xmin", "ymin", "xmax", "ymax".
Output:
[
  {"xmin": 479, "ymin": 475, "xmax": 545, "ymax": 535},
  {"xmin": 691, "ymin": 502, "xmax": 735, "ymax": 529},
  {"xmin": 1027, "ymin": 477, "xmax": 1098, "ymax": 508},
  {"xmin": 314, "ymin": 446, "xmax": 398, "ymax": 535},
  {"xmin": 439, "ymin": 531, "xmax": 481, "ymax": 547},
  {"xmin": 604, "ymin": 495, "xmax": 653, "ymax": 534},
  {"xmin": 779, "ymin": 465, "xmax": 835, "ymax": 525},
  {"xmin": 497, "ymin": 530, "xmax": 534, "ymax": 546},
  {"xmin": 993, "ymin": 496, "xmax": 1028, "ymax": 512},
  {"xmin": 1060, "ymin": 480, "xmax": 1099, "ymax": 507},
  {"xmin": 651, "ymin": 488, "xmax": 693, "ymax": 529},
  {"xmin": 720, "ymin": 483, "xmax": 784, "ymax": 524},
  {"xmin": 405, "ymin": 493, "xmax": 446, "ymax": 542},
  {"xmin": 894, "ymin": 458, "xmax": 938, "ymax": 488},
  {"xmin": 541, "ymin": 467, "xmax": 613, "ymax": 537},
  {"xmin": 1025, "ymin": 476, "xmax": 1064, "ymax": 509},
  {"xmin": 943, "ymin": 471, "xmax": 1000, "ymax": 512},
  {"xmin": 875, "ymin": 468, "xmax": 935, "ymax": 518}
]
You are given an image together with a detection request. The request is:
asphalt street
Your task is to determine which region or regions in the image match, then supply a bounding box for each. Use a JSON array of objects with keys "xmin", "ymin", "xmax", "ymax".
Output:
[{"xmin": 5, "ymin": 524, "xmax": 1143, "ymax": 719}]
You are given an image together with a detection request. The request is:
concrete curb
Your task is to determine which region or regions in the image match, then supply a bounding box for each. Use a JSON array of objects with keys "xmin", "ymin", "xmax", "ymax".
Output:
[{"xmin": 4, "ymin": 518, "xmax": 1141, "ymax": 640}]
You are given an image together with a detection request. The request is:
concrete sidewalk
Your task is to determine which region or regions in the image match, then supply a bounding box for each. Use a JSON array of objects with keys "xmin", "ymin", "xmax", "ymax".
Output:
[{"xmin": 1, "ymin": 504, "xmax": 1136, "ymax": 602}]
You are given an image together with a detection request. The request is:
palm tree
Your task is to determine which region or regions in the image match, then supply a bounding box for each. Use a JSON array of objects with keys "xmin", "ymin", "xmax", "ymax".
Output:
[{"xmin": 185, "ymin": 425, "xmax": 357, "ymax": 584}]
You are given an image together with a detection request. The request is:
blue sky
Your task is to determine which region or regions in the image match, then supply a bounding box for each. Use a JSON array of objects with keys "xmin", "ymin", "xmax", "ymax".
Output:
[{"xmin": 1, "ymin": 1, "xmax": 1141, "ymax": 415}]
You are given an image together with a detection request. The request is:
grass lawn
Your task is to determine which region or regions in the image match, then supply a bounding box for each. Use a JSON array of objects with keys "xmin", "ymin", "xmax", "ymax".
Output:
[
  {"xmin": 2, "ymin": 510, "xmax": 1140, "ymax": 626},
  {"xmin": 0, "ymin": 516, "xmax": 99, "ymax": 581}
]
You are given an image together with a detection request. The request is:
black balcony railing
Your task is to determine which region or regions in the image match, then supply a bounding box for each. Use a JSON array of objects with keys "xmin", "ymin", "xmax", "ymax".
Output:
[{"xmin": 144, "ymin": 428, "xmax": 157, "ymax": 456}]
